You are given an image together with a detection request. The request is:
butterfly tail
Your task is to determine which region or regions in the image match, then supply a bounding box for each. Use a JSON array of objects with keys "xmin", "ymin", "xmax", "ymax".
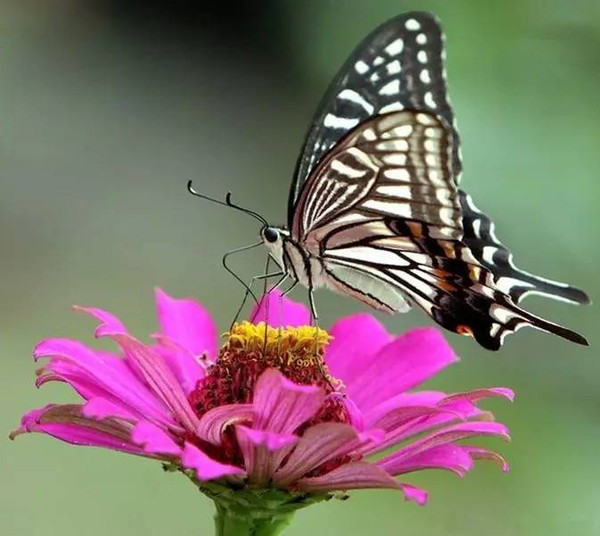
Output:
[
  {"xmin": 429, "ymin": 287, "xmax": 589, "ymax": 351},
  {"xmin": 512, "ymin": 305, "xmax": 589, "ymax": 347},
  {"xmin": 459, "ymin": 190, "xmax": 590, "ymax": 306}
]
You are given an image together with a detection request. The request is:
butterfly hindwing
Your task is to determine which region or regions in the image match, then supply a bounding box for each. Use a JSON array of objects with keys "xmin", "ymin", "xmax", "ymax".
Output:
[{"xmin": 459, "ymin": 191, "xmax": 590, "ymax": 306}]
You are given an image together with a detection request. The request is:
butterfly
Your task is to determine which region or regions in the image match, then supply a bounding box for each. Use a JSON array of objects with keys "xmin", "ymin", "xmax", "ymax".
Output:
[{"xmin": 190, "ymin": 11, "xmax": 590, "ymax": 350}]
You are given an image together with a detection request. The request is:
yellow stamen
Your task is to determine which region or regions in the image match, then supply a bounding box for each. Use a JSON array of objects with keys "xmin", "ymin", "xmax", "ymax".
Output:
[
  {"xmin": 224, "ymin": 322, "xmax": 330, "ymax": 366},
  {"xmin": 215, "ymin": 322, "xmax": 340, "ymax": 391}
]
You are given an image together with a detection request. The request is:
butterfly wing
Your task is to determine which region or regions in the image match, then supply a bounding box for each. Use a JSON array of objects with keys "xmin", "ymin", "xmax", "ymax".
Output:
[
  {"xmin": 292, "ymin": 110, "xmax": 588, "ymax": 350},
  {"xmin": 289, "ymin": 11, "xmax": 461, "ymax": 226},
  {"xmin": 459, "ymin": 191, "xmax": 590, "ymax": 305},
  {"xmin": 288, "ymin": 11, "xmax": 588, "ymax": 349}
]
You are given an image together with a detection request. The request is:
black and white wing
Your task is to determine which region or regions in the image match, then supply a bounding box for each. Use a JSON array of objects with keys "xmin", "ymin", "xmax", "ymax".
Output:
[
  {"xmin": 288, "ymin": 11, "xmax": 589, "ymax": 349},
  {"xmin": 289, "ymin": 11, "xmax": 460, "ymax": 224},
  {"xmin": 291, "ymin": 110, "xmax": 588, "ymax": 350},
  {"xmin": 459, "ymin": 191, "xmax": 590, "ymax": 306}
]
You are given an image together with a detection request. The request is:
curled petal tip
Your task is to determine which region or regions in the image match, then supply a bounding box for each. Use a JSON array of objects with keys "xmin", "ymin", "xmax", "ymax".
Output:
[
  {"xmin": 500, "ymin": 388, "xmax": 515, "ymax": 402},
  {"xmin": 9, "ymin": 427, "xmax": 25, "ymax": 440},
  {"xmin": 72, "ymin": 306, "xmax": 128, "ymax": 337},
  {"xmin": 400, "ymin": 483, "xmax": 429, "ymax": 505}
]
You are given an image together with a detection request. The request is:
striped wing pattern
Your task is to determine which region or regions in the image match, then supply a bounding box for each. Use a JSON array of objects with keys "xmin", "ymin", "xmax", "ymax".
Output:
[
  {"xmin": 292, "ymin": 111, "xmax": 588, "ymax": 350},
  {"xmin": 459, "ymin": 191, "xmax": 590, "ymax": 306},
  {"xmin": 289, "ymin": 11, "xmax": 461, "ymax": 225}
]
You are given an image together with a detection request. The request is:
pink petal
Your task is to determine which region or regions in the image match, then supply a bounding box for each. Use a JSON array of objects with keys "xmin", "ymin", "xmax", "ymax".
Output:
[
  {"xmin": 328, "ymin": 393, "xmax": 365, "ymax": 432},
  {"xmin": 152, "ymin": 335, "xmax": 206, "ymax": 395},
  {"xmin": 13, "ymin": 404, "xmax": 144, "ymax": 455},
  {"xmin": 251, "ymin": 289, "xmax": 311, "ymax": 327},
  {"xmin": 154, "ymin": 288, "xmax": 218, "ymax": 360},
  {"xmin": 131, "ymin": 421, "xmax": 181, "ymax": 456},
  {"xmin": 252, "ymin": 369, "xmax": 325, "ymax": 434},
  {"xmin": 346, "ymin": 328, "xmax": 458, "ymax": 412},
  {"xmin": 197, "ymin": 404, "xmax": 254, "ymax": 445},
  {"xmin": 296, "ymin": 461, "xmax": 401, "ymax": 492},
  {"xmin": 236, "ymin": 425, "xmax": 298, "ymax": 485},
  {"xmin": 368, "ymin": 407, "xmax": 482, "ymax": 456},
  {"xmin": 37, "ymin": 358, "xmax": 111, "ymax": 400},
  {"xmin": 362, "ymin": 391, "xmax": 486, "ymax": 455},
  {"xmin": 110, "ymin": 335, "xmax": 200, "ymax": 434},
  {"xmin": 35, "ymin": 338, "xmax": 178, "ymax": 430},
  {"xmin": 77, "ymin": 307, "xmax": 200, "ymax": 434},
  {"xmin": 378, "ymin": 421, "xmax": 510, "ymax": 473},
  {"xmin": 82, "ymin": 397, "xmax": 138, "ymax": 421},
  {"xmin": 440, "ymin": 387, "xmax": 515, "ymax": 405},
  {"xmin": 399, "ymin": 484, "xmax": 429, "ymax": 505},
  {"xmin": 367, "ymin": 388, "xmax": 513, "ymax": 455},
  {"xmin": 274, "ymin": 423, "xmax": 362, "ymax": 486},
  {"xmin": 325, "ymin": 314, "xmax": 391, "ymax": 385},
  {"xmin": 73, "ymin": 306, "xmax": 127, "ymax": 337},
  {"xmin": 380, "ymin": 444, "xmax": 475, "ymax": 477},
  {"xmin": 181, "ymin": 442, "xmax": 245, "ymax": 481},
  {"xmin": 369, "ymin": 405, "xmax": 463, "ymax": 437},
  {"xmin": 363, "ymin": 391, "xmax": 447, "ymax": 426},
  {"xmin": 464, "ymin": 446, "xmax": 510, "ymax": 472}
]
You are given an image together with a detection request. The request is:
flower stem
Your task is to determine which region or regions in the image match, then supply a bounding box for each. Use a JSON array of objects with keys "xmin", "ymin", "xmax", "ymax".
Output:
[
  {"xmin": 214, "ymin": 502, "xmax": 294, "ymax": 536},
  {"xmin": 197, "ymin": 481, "xmax": 330, "ymax": 536}
]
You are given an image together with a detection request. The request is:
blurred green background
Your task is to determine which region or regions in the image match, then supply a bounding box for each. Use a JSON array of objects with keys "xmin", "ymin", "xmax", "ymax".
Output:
[{"xmin": 2, "ymin": 1, "xmax": 599, "ymax": 535}]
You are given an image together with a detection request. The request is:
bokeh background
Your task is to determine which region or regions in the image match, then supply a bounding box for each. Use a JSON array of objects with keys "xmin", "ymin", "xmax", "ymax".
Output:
[{"xmin": 2, "ymin": 1, "xmax": 599, "ymax": 535}]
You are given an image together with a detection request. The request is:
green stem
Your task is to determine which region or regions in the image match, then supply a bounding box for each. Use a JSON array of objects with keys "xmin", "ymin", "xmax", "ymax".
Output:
[
  {"xmin": 195, "ymin": 481, "xmax": 330, "ymax": 536},
  {"xmin": 214, "ymin": 502, "xmax": 294, "ymax": 536}
]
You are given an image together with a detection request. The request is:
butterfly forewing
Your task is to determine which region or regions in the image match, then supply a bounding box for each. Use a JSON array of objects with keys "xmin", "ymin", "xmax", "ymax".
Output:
[
  {"xmin": 294, "ymin": 111, "xmax": 459, "ymax": 239},
  {"xmin": 289, "ymin": 11, "xmax": 461, "ymax": 225}
]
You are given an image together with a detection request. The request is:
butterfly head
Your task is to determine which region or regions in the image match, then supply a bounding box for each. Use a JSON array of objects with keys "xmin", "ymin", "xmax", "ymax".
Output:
[
  {"xmin": 260, "ymin": 225, "xmax": 289, "ymax": 269},
  {"xmin": 262, "ymin": 226, "xmax": 280, "ymax": 244}
]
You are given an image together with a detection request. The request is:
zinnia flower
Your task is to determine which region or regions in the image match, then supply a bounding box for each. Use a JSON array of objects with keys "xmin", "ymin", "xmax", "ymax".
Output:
[{"xmin": 11, "ymin": 288, "xmax": 512, "ymax": 534}]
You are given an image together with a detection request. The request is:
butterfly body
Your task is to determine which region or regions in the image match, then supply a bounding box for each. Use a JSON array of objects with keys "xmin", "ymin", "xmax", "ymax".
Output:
[{"xmin": 257, "ymin": 11, "xmax": 589, "ymax": 350}]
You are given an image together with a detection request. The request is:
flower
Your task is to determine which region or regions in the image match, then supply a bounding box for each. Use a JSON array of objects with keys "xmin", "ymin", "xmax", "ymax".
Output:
[{"xmin": 11, "ymin": 288, "xmax": 512, "ymax": 514}]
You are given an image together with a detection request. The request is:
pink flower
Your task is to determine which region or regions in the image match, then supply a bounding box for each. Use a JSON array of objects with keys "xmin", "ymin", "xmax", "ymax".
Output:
[{"xmin": 11, "ymin": 288, "xmax": 512, "ymax": 507}]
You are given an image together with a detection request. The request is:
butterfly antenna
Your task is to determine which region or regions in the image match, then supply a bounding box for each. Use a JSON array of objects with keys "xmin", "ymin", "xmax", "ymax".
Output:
[
  {"xmin": 187, "ymin": 181, "xmax": 268, "ymax": 227},
  {"xmin": 225, "ymin": 192, "xmax": 269, "ymax": 227}
]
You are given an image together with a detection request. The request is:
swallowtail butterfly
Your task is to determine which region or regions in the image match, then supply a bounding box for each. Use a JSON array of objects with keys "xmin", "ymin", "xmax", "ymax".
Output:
[{"xmin": 194, "ymin": 11, "xmax": 590, "ymax": 350}]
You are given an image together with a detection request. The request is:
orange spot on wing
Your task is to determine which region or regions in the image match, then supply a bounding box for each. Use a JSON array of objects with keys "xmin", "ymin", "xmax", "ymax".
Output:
[
  {"xmin": 469, "ymin": 265, "xmax": 482, "ymax": 282},
  {"xmin": 438, "ymin": 280, "xmax": 456, "ymax": 292},
  {"xmin": 440, "ymin": 240, "xmax": 456, "ymax": 259},
  {"xmin": 433, "ymin": 268, "xmax": 452, "ymax": 278},
  {"xmin": 407, "ymin": 221, "xmax": 423, "ymax": 239},
  {"xmin": 457, "ymin": 325, "xmax": 474, "ymax": 337}
]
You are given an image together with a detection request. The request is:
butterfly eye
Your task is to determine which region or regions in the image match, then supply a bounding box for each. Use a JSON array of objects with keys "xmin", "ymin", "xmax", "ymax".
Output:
[{"xmin": 263, "ymin": 227, "xmax": 279, "ymax": 243}]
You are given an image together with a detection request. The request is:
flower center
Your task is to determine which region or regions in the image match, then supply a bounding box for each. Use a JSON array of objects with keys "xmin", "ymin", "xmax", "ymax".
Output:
[
  {"xmin": 188, "ymin": 322, "xmax": 351, "ymax": 465},
  {"xmin": 190, "ymin": 321, "xmax": 343, "ymax": 410}
]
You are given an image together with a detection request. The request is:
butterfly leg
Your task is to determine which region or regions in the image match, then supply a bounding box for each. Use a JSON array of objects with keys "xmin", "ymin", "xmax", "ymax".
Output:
[
  {"xmin": 231, "ymin": 270, "xmax": 284, "ymax": 329},
  {"xmin": 272, "ymin": 280, "xmax": 299, "ymax": 355},
  {"xmin": 248, "ymin": 272, "xmax": 287, "ymax": 323},
  {"xmin": 308, "ymin": 287, "xmax": 319, "ymax": 326},
  {"xmin": 257, "ymin": 273, "xmax": 289, "ymax": 352},
  {"xmin": 308, "ymin": 287, "xmax": 320, "ymax": 350},
  {"xmin": 281, "ymin": 280, "xmax": 299, "ymax": 298},
  {"xmin": 307, "ymin": 287, "xmax": 335, "ymax": 390},
  {"xmin": 280, "ymin": 280, "xmax": 299, "ymax": 325}
]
